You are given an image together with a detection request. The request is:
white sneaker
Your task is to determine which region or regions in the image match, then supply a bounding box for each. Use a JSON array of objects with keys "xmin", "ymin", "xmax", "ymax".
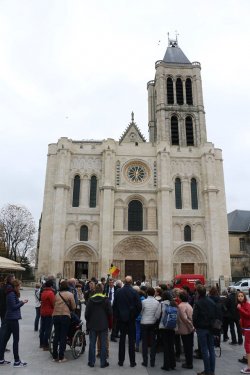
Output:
[
  {"xmin": 241, "ymin": 368, "xmax": 250, "ymax": 374},
  {"xmin": 13, "ymin": 361, "xmax": 27, "ymax": 368}
]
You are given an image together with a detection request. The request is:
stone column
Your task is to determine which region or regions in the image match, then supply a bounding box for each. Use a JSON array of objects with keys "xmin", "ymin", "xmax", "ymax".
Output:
[
  {"xmin": 99, "ymin": 145, "xmax": 115, "ymax": 276},
  {"xmin": 80, "ymin": 175, "xmax": 89, "ymax": 207},
  {"xmin": 157, "ymin": 149, "xmax": 172, "ymax": 282}
]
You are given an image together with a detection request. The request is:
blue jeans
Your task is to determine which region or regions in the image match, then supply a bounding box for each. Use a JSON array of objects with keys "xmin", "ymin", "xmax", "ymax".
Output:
[
  {"xmin": 34, "ymin": 307, "xmax": 40, "ymax": 331},
  {"xmin": 40, "ymin": 316, "xmax": 52, "ymax": 347},
  {"xmin": 197, "ymin": 328, "xmax": 215, "ymax": 374},
  {"xmin": 135, "ymin": 320, "xmax": 141, "ymax": 348},
  {"xmin": 88, "ymin": 329, "xmax": 108, "ymax": 367},
  {"xmin": 52, "ymin": 315, "xmax": 71, "ymax": 360},
  {"xmin": 0, "ymin": 320, "xmax": 20, "ymax": 362}
]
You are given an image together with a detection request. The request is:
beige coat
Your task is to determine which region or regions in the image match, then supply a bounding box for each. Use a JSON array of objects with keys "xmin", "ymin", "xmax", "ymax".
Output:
[
  {"xmin": 177, "ymin": 302, "xmax": 194, "ymax": 335},
  {"xmin": 52, "ymin": 291, "xmax": 76, "ymax": 318}
]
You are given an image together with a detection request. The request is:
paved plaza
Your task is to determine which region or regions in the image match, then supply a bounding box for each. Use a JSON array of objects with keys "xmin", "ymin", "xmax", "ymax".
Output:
[{"xmin": 1, "ymin": 288, "xmax": 246, "ymax": 374}]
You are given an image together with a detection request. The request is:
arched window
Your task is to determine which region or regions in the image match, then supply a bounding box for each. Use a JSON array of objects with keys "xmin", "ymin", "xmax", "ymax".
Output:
[
  {"xmin": 80, "ymin": 225, "xmax": 88, "ymax": 241},
  {"xmin": 128, "ymin": 200, "xmax": 143, "ymax": 231},
  {"xmin": 185, "ymin": 78, "xmax": 193, "ymax": 105},
  {"xmin": 175, "ymin": 178, "xmax": 182, "ymax": 209},
  {"xmin": 167, "ymin": 77, "xmax": 174, "ymax": 104},
  {"xmin": 191, "ymin": 178, "xmax": 198, "ymax": 209},
  {"xmin": 184, "ymin": 225, "xmax": 191, "ymax": 241},
  {"xmin": 89, "ymin": 175, "xmax": 97, "ymax": 207},
  {"xmin": 171, "ymin": 116, "xmax": 179, "ymax": 145},
  {"xmin": 186, "ymin": 116, "xmax": 194, "ymax": 146},
  {"xmin": 176, "ymin": 78, "xmax": 184, "ymax": 105},
  {"xmin": 72, "ymin": 175, "xmax": 80, "ymax": 207}
]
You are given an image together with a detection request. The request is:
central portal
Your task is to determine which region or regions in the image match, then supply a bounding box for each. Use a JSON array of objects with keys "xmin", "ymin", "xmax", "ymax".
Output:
[{"xmin": 125, "ymin": 260, "xmax": 145, "ymax": 281}]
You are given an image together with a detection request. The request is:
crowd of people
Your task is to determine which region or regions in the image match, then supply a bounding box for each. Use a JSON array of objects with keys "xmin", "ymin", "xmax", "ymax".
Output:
[{"xmin": 1, "ymin": 273, "xmax": 250, "ymax": 374}]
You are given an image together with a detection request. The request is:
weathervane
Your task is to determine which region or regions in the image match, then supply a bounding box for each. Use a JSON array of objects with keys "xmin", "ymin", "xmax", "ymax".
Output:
[{"xmin": 168, "ymin": 31, "xmax": 179, "ymax": 47}]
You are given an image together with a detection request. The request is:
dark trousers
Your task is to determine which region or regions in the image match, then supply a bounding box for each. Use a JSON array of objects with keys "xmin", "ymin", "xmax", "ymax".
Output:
[
  {"xmin": 181, "ymin": 332, "xmax": 194, "ymax": 366},
  {"xmin": 34, "ymin": 307, "xmax": 40, "ymax": 331},
  {"xmin": 141, "ymin": 324, "xmax": 156, "ymax": 365},
  {"xmin": 229, "ymin": 318, "xmax": 243, "ymax": 344},
  {"xmin": 111, "ymin": 315, "xmax": 118, "ymax": 339},
  {"xmin": 40, "ymin": 316, "xmax": 52, "ymax": 347},
  {"xmin": 52, "ymin": 315, "xmax": 71, "ymax": 360},
  {"xmin": 118, "ymin": 320, "xmax": 136, "ymax": 365},
  {"xmin": 0, "ymin": 319, "xmax": 20, "ymax": 362},
  {"xmin": 222, "ymin": 317, "xmax": 229, "ymax": 340},
  {"xmin": 174, "ymin": 333, "xmax": 181, "ymax": 358},
  {"xmin": 162, "ymin": 329, "xmax": 176, "ymax": 369}
]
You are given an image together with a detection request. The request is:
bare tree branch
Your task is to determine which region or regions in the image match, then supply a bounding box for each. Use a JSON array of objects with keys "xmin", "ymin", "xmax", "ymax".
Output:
[{"xmin": 0, "ymin": 204, "xmax": 37, "ymax": 263}]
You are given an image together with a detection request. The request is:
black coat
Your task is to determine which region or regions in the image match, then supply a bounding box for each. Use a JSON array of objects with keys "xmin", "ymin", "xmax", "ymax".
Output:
[
  {"xmin": 193, "ymin": 296, "xmax": 217, "ymax": 329},
  {"xmin": 113, "ymin": 284, "xmax": 142, "ymax": 322},
  {"xmin": 85, "ymin": 294, "xmax": 112, "ymax": 331}
]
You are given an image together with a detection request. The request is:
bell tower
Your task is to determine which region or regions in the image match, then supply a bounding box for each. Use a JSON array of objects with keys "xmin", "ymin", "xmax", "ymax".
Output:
[{"xmin": 148, "ymin": 36, "xmax": 207, "ymax": 146}]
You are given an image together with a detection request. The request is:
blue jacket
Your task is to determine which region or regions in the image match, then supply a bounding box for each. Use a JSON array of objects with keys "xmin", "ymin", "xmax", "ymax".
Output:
[{"xmin": 5, "ymin": 290, "xmax": 24, "ymax": 320}]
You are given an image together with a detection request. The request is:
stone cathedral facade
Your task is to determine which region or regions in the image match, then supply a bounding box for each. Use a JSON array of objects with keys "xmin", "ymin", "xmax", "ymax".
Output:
[{"xmin": 37, "ymin": 39, "xmax": 231, "ymax": 284}]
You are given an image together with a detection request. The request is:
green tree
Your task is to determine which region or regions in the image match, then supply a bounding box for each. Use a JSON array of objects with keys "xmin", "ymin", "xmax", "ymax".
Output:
[{"xmin": 0, "ymin": 204, "xmax": 36, "ymax": 263}]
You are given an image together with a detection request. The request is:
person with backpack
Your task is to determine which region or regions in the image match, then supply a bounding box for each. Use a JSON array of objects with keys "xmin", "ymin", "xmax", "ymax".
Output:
[
  {"xmin": 193, "ymin": 284, "xmax": 217, "ymax": 375},
  {"xmin": 140, "ymin": 287, "xmax": 161, "ymax": 367},
  {"xmin": 157, "ymin": 290, "xmax": 177, "ymax": 371}
]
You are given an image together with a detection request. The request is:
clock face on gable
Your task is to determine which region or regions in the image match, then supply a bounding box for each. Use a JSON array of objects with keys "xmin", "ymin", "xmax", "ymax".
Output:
[{"xmin": 125, "ymin": 161, "xmax": 150, "ymax": 184}]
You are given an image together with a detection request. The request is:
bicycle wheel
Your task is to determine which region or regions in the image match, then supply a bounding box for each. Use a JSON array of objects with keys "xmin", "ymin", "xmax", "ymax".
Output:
[
  {"xmin": 49, "ymin": 329, "xmax": 55, "ymax": 356},
  {"xmin": 71, "ymin": 330, "xmax": 84, "ymax": 359}
]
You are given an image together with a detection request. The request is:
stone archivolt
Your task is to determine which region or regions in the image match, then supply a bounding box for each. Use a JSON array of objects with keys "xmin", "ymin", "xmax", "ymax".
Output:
[{"xmin": 114, "ymin": 236, "xmax": 157, "ymax": 260}]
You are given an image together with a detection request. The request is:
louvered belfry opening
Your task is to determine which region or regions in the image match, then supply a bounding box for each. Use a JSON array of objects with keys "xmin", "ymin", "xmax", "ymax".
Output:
[
  {"xmin": 186, "ymin": 116, "xmax": 194, "ymax": 146},
  {"xmin": 176, "ymin": 78, "xmax": 184, "ymax": 105},
  {"xmin": 186, "ymin": 78, "xmax": 193, "ymax": 105},
  {"xmin": 171, "ymin": 116, "xmax": 179, "ymax": 145},
  {"xmin": 167, "ymin": 77, "xmax": 174, "ymax": 104}
]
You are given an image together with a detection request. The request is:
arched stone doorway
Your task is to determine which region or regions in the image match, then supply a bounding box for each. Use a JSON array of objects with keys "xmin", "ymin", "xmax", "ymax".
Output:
[
  {"xmin": 64, "ymin": 244, "xmax": 98, "ymax": 279},
  {"xmin": 113, "ymin": 237, "xmax": 158, "ymax": 281},
  {"xmin": 173, "ymin": 245, "xmax": 207, "ymax": 277}
]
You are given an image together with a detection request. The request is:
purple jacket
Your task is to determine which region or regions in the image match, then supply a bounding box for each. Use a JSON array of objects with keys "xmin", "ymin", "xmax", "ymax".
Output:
[{"xmin": 5, "ymin": 290, "xmax": 24, "ymax": 320}]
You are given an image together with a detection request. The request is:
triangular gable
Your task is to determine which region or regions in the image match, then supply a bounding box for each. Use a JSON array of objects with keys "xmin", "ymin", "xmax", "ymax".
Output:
[{"xmin": 119, "ymin": 113, "xmax": 146, "ymax": 144}]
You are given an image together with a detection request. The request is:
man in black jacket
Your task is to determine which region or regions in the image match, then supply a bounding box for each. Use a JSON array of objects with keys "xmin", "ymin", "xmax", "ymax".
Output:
[
  {"xmin": 85, "ymin": 284, "xmax": 112, "ymax": 368},
  {"xmin": 193, "ymin": 285, "xmax": 216, "ymax": 375},
  {"xmin": 113, "ymin": 275, "xmax": 142, "ymax": 367}
]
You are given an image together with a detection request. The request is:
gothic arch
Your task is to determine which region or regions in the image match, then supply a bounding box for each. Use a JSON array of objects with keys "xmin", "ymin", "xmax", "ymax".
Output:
[
  {"xmin": 113, "ymin": 236, "xmax": 157, "ymax": 260},
  {"xmin": 65, "ymin": 243, "xmax": 98, "ymax": 261},
  {"xmin": 173, "ymin": 244, "xmax": 207, "ymax": 263}
]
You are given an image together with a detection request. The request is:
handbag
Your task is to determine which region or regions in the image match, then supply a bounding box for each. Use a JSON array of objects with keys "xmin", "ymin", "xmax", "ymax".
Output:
[{"xmin": 59, "ymin": 292, "xmax": 78, "ymax": 320}]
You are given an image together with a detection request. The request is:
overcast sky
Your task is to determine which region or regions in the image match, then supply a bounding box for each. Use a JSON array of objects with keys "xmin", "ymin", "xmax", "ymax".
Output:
[{"xmin": 0, "ymin": 0, "xmax": 250, "ymax": 228}]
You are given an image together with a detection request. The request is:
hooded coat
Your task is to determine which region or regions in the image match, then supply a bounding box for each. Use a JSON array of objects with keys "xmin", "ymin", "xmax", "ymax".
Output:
[{"xmin": 85, "ymin": 293, "xmax": 112, "ymax": 331}]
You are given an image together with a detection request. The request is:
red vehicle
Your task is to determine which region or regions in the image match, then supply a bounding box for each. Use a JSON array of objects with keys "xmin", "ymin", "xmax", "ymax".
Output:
[{"xmin": 173, "ymin": 274, "xmax": 205, "ymax": 292}]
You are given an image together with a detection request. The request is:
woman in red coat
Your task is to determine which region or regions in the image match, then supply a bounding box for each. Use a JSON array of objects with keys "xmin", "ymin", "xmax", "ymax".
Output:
[{"xmin": 237, "ymin": 291, "xmax": 250, "ymax": 374}]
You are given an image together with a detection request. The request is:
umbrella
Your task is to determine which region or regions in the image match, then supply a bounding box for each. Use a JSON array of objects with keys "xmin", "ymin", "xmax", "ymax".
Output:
[{"xmin": 0, "ymin": 256, "xmax": 25, "ymax": 271}]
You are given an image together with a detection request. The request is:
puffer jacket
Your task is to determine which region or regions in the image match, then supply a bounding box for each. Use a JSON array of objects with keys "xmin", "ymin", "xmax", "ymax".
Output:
[
  {"xmin": 141, "ymin": 296, "xmax": 161, "ymax": 325},
  {"xmin": 5, "ymin": 290, "xmax": 24, "ymax": 320}
]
